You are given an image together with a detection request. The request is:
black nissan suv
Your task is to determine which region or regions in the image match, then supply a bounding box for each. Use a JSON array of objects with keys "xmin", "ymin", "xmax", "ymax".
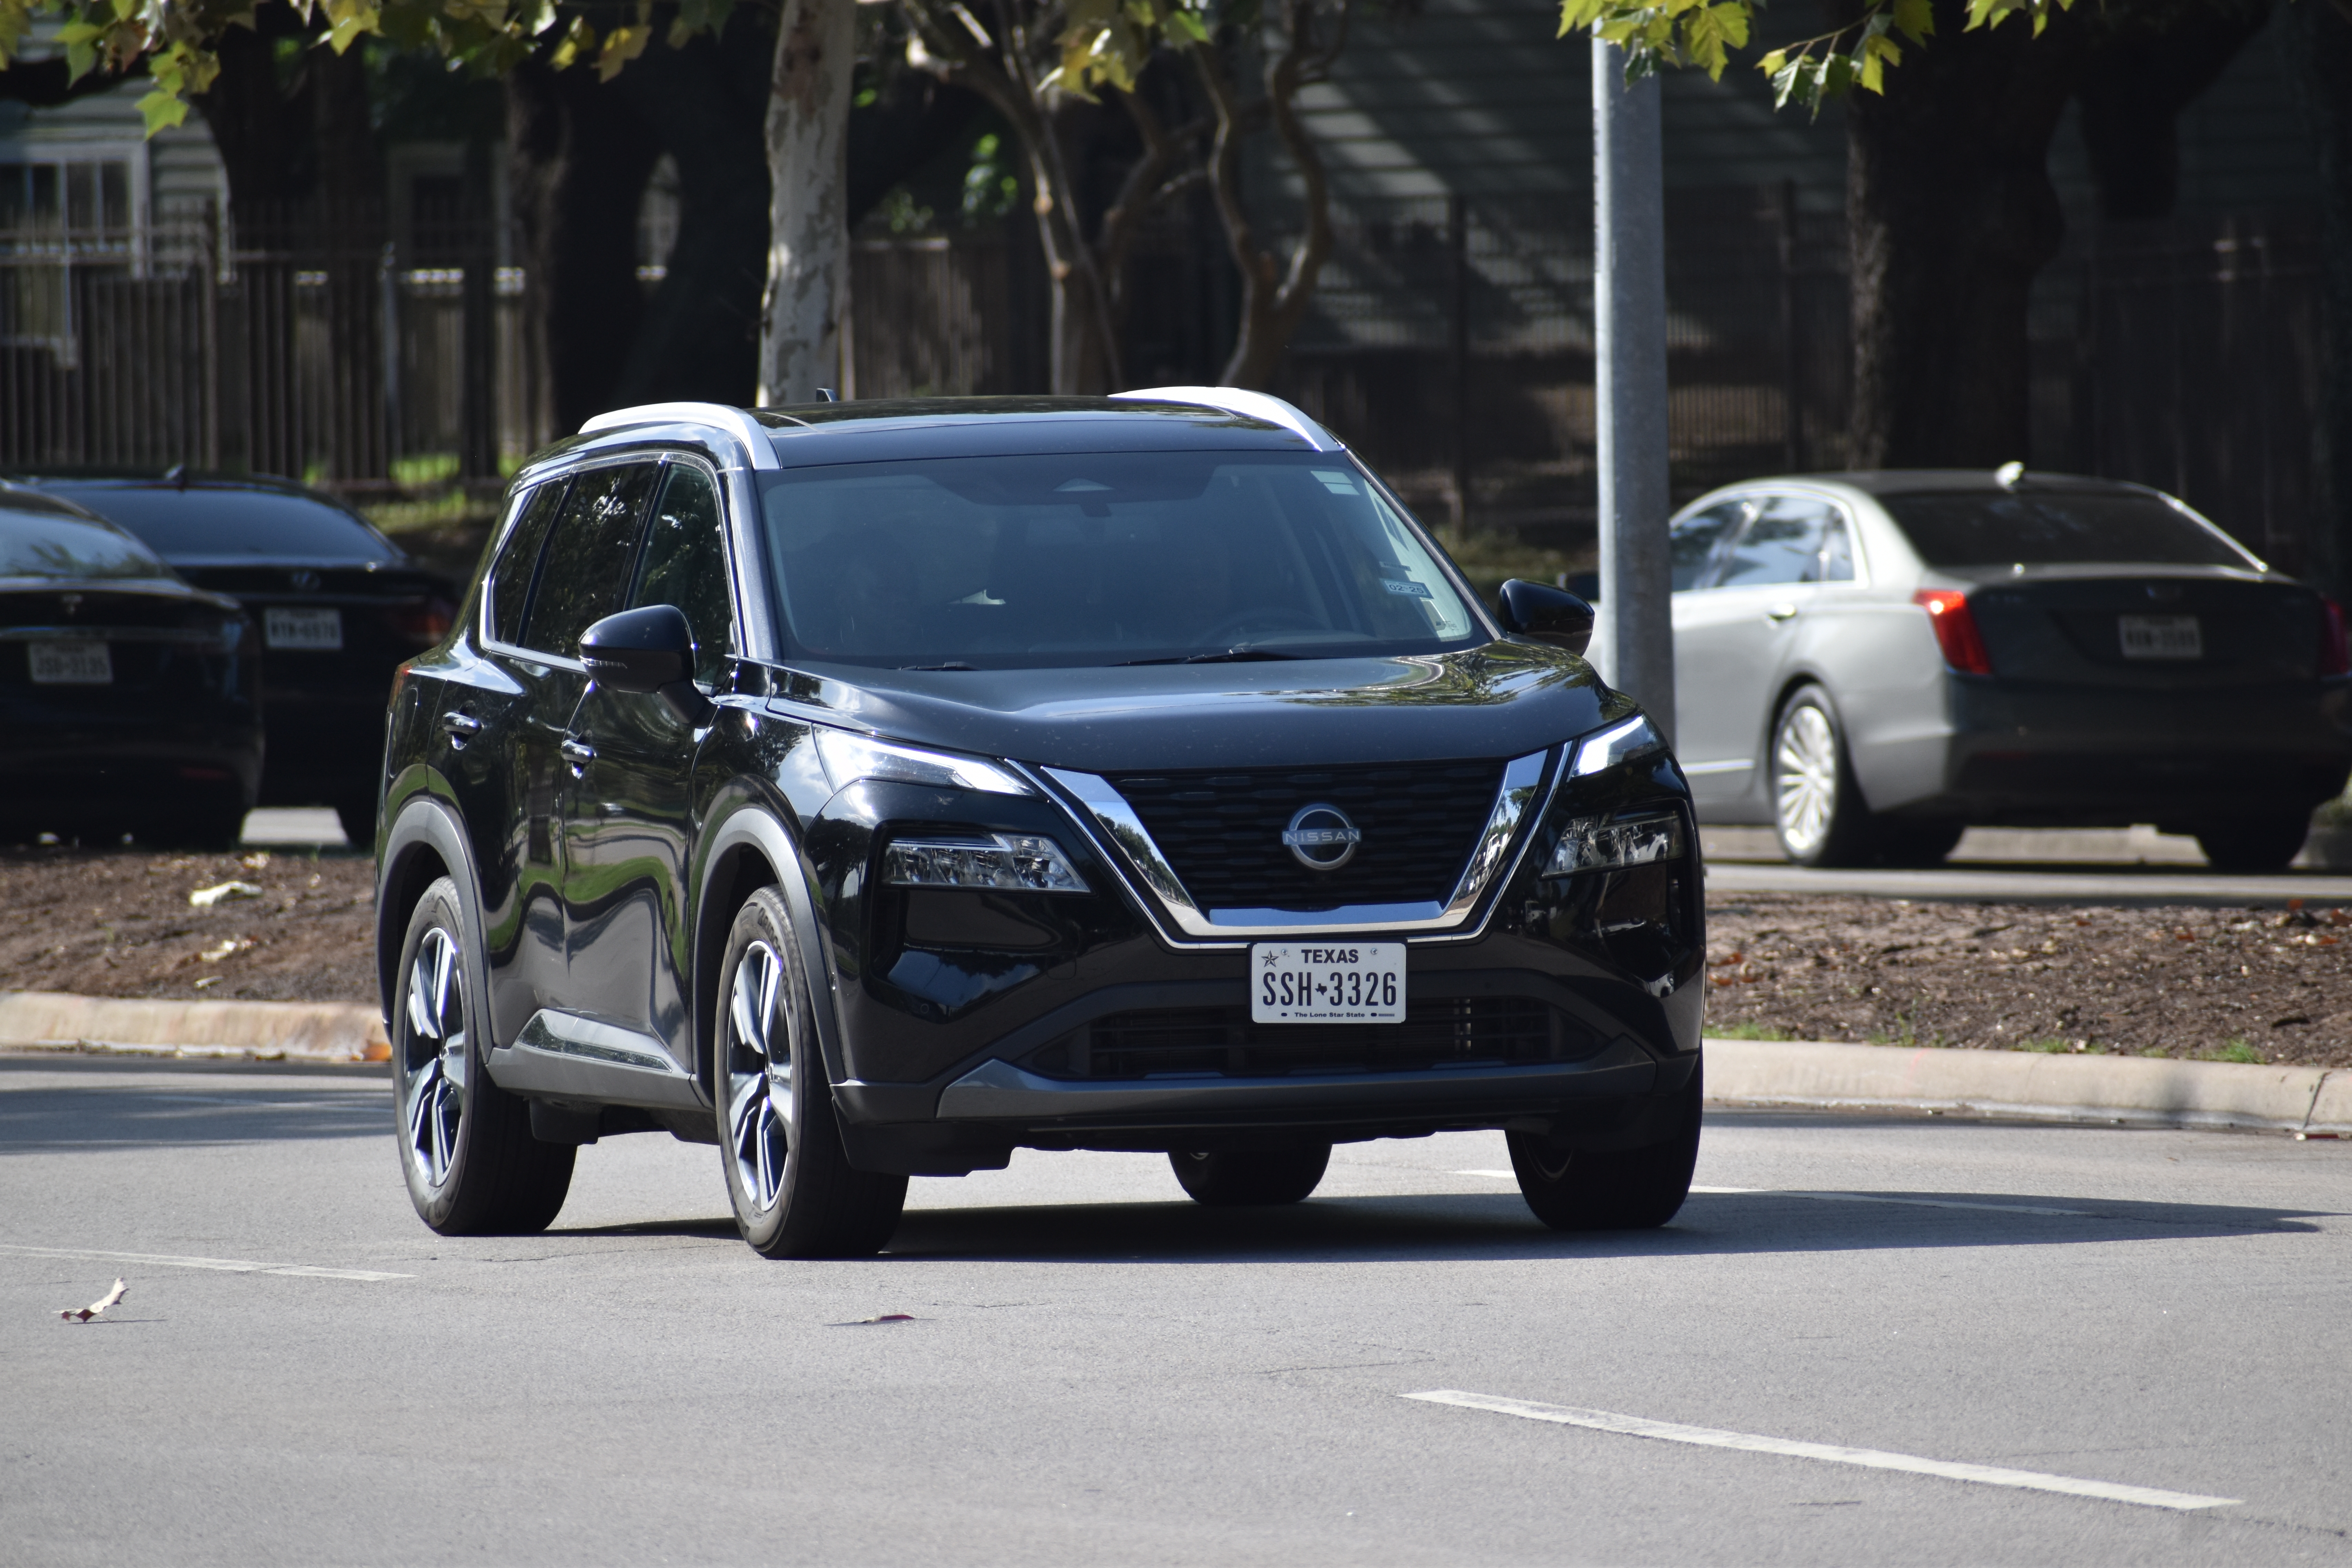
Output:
[{"xmin": 373, "ymin": 391, "xmax": 1705, "ymax": 1258}]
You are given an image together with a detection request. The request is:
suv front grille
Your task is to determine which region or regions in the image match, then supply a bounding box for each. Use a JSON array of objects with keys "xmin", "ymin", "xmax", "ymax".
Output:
[
  {"xmin": 1024, "ymin": 999, "xmax": 1602, "ymax": 1080},
  {"xmin": 1105, "ymin": 759, "xmax": 1506, "ymax": 911}
]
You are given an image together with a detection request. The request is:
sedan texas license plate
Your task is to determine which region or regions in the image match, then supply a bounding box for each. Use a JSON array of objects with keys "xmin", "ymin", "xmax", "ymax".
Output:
[
  {"xmin": 1252, "ymin": 941, "xmax": 1406, "ymax": 1024},
  {"xmin": 265, "ymin": 606, "xmax": 343, "ymax": 651},
  {"xmin": 27, "ymin": 640, "xmax": 112, "ymax": 684},
  {"xmin": 2118, "ymin": 613, "xmax": 2201, "ymax": 661}
]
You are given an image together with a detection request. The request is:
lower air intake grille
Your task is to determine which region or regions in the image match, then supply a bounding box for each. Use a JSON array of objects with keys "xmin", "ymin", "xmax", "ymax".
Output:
[
  {"xmin": 1104, "ymin": 759, "xmax": 1507, "ymax": 911},
  {"xmin": 1024, "ymin": 998, "xmax": 1603, "ymax": 1080}
]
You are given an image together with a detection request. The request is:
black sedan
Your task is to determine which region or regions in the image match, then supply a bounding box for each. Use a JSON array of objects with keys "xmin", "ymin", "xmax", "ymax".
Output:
[
  {"xmin": 13, "ymin": 472, "xmax": 458, "ymax": 846},
  {"xmin": 0, "ymin": 483, "xmax": 261, "ymax": 846},
  {"xmin": 373, "ymin": 392, "xmax": 1698, "ymax": 1258}
]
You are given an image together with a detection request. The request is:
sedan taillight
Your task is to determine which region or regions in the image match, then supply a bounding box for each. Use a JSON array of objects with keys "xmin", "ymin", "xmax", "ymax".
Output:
[
  {"xmin": 388, "ymin": 597, "xmax": 456, "ymax": 646},
  {"xmin": 2322, "ymin": 597, "xmax": 2350, "ymax": 677},
  {"xmin": 1912, "ymin": 589, "xmax": 1993, "ymax": 675}
]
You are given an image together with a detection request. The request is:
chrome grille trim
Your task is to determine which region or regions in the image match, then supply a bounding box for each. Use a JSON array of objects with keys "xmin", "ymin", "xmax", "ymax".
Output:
[{"xmin": 1034, "ymin": 749, "xmax": 1555, "ymax": 942}]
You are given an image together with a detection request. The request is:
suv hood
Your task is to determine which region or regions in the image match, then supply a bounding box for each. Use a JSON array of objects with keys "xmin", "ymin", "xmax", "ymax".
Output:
[{"xmin": 763, "ymin": 641, "xmax": 1615, "ymax": 771}]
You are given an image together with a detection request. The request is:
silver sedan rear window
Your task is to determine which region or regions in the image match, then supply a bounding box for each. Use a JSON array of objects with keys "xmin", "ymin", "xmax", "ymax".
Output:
[{"xmin": 1881, "ymin": 491, "xmax": 2252, "ymax": 569}]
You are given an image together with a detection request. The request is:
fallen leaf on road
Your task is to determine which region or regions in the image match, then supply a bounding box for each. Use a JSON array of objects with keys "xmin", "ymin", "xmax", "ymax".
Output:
[
  {"xmin": 189, "ymin": 881, "xmax": 263, "ymax": 908},
  {"xmin": 835, "ymin": 1313, "xmax": 916, "ymax": 1326},
  {"xmin": 58, "ymin": 1278, "xmax": 126, "ymax": 1322}
]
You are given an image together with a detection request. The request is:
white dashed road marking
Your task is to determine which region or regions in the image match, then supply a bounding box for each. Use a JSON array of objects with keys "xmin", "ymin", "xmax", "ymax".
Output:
[
  {"xmin": 1401, "ymin": 1391, "xmax": 2240, "ymax": 1512},
  {"xmin": 0, "ymin": 1243, "xmax": 410, "ymax": 1282}
]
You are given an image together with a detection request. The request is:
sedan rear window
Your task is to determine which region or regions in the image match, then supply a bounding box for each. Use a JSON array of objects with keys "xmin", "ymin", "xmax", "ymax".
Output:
[
  {"xmin": 0, "ymin": 505, "xmax": 173, "ymax": 580},
  {"xmin": 1880, "ymin": 491, "xmax": 2253, "ymax": 569},
  {"xmin": 36, "ymin": 484, "xmax": 403, "ymax": 563},
  {"xmin": 760, "ymin": 452, "xmax": 1480, "ymax": 668}
]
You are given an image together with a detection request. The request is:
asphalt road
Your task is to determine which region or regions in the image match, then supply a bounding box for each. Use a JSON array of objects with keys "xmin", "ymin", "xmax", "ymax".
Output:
[{"xmin": 3, "ymin": 1056, "xmax": 2348, "ymax": 1566}]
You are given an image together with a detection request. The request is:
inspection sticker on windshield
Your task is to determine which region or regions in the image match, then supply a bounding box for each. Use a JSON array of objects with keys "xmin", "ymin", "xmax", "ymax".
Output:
[
  {"xmin": 265, "ymin": 607, "xmax": 342, "ymax": 651},
  {"xmin": 1252, "ymin": 942, "xmax": 1406, "ymax": 1024},
  {"xmin": 2118, "ymin": 613, "xmax": 2200, "ymax": 661},
  {"xmin": 28, "ymin": 641, "xmax": 111, "ymax": 684}
]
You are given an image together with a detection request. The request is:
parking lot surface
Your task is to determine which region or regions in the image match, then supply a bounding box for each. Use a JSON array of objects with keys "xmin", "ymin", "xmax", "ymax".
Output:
[{"xmin": 3, "ymin": 1056, "xmax": 2347, "ymax": 1566}]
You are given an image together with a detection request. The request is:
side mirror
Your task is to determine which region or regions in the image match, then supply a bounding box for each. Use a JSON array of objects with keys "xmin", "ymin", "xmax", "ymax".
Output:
[
  {"xmin": 1496, "ymin": 578, "xmax": 1595, "ymax": 656},
  {"xmin": 580, "ymin": 604, "xmax": 714, "ymax": 724}
]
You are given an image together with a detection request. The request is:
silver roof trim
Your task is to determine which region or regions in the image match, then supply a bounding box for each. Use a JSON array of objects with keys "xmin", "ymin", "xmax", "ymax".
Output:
[
  {"xmin": 578, "ymin": 403, "xmax": 780, "ymax": 471},
  {"xmin": 1111, "ymin": 386, "xmax": 1345, "ymax": 453}
]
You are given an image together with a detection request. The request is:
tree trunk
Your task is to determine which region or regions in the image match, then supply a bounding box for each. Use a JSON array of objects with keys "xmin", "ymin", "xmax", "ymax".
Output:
[
  {"xmin": 759, "ymin": 0, "xmax": 856, "ymax": 405},
  {"xmin": 612, "ymin": 11, "xmax": 775, "ymax": 408},
  {"xmin": 507, "ymin": 62, "xmax": 662, "ymax": 436},
  {"xmin": 2074, "ymin": 0, "xmax": 2272, "ymax": 222},
  {"xmin": 1844, "ymin": 0, "xmax": 2082, "ymax": 468},
  {"xmin": 2287, "ymin": 0, "xmax": 2352, "ymax": 599}
]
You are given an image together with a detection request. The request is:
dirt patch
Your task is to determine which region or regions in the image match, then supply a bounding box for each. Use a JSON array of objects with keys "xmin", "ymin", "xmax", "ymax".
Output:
[
  {"xmin": 1706, "ymin": 894, "xmax": 2352, "ymax": 1068},
  {"xmin": 0, "ymin": 846, "xmax": 377, "ymax": 1005}
]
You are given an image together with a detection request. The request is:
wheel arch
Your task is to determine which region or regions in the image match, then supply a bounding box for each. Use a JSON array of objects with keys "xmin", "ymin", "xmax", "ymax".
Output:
[
  {"xmin": 691, "ymin": 804, "xmax": 846, "ymax": 1103},
  {"xmin": 376, "ymin": 793, "xmax": 488, "ymax": 1037}
]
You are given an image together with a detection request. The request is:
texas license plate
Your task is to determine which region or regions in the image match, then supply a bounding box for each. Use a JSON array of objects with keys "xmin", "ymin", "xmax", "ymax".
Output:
[
  {"xmin": 28, "ymin": 641, "xmax": 112, "ymax": 684},
  {"xmin": 2118, "ymin": 613, "xmax": 2200, "ymax": 660},
  {"xmin": 1251, "ymin": 942, "xmax": 1406, "ymax": 1024},
  {"xmin": 266, "ymin": 606, "xmax": 343, "ymax": 651}
]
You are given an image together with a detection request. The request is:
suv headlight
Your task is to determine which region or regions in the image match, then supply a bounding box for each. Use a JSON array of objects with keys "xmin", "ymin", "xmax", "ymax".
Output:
[
  {"xmin": 883, "ymin": 833, "xmax": 1086, "ymax": 893},
  {"xmin": 815, "ymin": 729, "xmax": 1033, "ymax": 796},
  {"xmin": 1546, "ymin": 809, "xmax": 1686, "ymax": 877},
  {"xmin": 1570, "ymin": 714, "xmax": 1667, "ymax": 777}
]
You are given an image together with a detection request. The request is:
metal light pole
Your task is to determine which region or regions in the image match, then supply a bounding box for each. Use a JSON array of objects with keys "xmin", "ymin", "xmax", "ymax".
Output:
[{"xmin": 1590, "ymin": 40, "xmax": 1675, "ymax": 743}]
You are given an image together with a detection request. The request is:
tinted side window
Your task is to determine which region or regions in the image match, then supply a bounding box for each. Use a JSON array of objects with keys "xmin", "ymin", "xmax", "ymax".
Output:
[
  {"xmin": 1717, "ymin": 496, "xmax": 1837, "ymax": 588},
  {"xmin": 630, "ymin": 464, "xmax": 736, "ymax": 686},
  {"xmin": 1672, "ymin": 503, "xmax": 1747, "ymax": 592},
  {"xmin": 488, "ymin": 482, "xmax": 565, "ymax": 645},
  {"xmin": 521, "ymin": 463, "xmax": 659, "ymax": 656}
]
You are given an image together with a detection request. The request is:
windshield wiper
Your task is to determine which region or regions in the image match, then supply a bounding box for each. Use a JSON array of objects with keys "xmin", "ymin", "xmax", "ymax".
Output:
[
  {"xmin": 1114, "ymin": 647, "xmax": 1302, "ymax": 666},
  {"xmin": 900, "ymin": 661, "xmax": 979, "ymax": 671}
]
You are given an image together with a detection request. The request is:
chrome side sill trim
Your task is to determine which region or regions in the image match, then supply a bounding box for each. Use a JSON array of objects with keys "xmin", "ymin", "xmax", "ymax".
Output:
[
  {"xmin": 1037, "ymin": 751, "xmax": 1552, "ymax": 942},
  {"xmin": 936, "ymin": 1037, "xmax": 1656, "ymax": 1120},
  {"xmin": 486, "ymin": 1009, "xmax": 705, "ymax": 1111}
]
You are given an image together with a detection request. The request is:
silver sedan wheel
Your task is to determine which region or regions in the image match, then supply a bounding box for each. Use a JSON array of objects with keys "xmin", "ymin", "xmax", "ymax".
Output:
[
  {"xmin": 726, "ymin": 940, "xmax": 795, "ymax": 1214},
  {"xmin": 1774, "ymin": 702, "xmax": 1841, "ymax": 858},
  {"xmin": 400, "ymin": 926, "xmax": 468, "ymax": 1189}
]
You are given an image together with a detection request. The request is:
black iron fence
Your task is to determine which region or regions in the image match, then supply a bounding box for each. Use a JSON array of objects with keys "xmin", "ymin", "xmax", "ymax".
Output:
[{"xmin": 0, "ymin": 192, "xmax": 2322, "ymax": 578}]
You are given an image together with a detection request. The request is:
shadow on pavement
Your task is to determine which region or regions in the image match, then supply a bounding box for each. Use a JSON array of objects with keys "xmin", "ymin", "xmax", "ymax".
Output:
[
  {"xmin": 0, "ymin": 1082, "xmax": 386, "ymax": 1151},
  {"xmin": 871, "ymin": 1187, "xmax": 2332, "ymax": 1264}
]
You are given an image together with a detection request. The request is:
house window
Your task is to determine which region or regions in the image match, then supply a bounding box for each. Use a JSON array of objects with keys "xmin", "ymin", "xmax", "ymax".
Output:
[{"xmin": 0, "ymin": 158, "xmax": 132, "ymax": 243}]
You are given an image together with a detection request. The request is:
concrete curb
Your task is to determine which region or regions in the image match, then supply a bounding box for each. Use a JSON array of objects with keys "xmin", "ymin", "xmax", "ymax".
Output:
[
  {"xmin": 1705, "ymin": 1036, "xmax": 2350, "ymax": 1136},
  {"xmin": 0, "ymin": 990, "xmax": 389, "ymax": 1065}
]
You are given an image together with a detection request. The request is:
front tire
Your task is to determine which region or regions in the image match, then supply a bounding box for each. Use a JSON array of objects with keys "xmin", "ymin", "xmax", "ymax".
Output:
[
  {"xmin": 717, "ymin": 888, "xmax": 907, "ymax": 1259},
  {"xmin": 1769, "ymin": 686, "xmax": 1875, "ymax": 867},
  {"xmin": 1169, "ymin": 1145, "xmax": 1332, "ymax": 1205},
  {"xmin": 392, "ymin": 877, "xmax": 574, "ymax": 1234},
  {"xmin": 1508, "ymin": 1062, "xmax": 1702, "ymax": 1230}
]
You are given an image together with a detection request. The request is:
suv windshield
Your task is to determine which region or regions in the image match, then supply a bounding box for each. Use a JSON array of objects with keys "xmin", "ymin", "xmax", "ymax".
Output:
[
  {"xmin": 760, "ymin": 451, "xmax": 1482, "ymax": 668},
  {"xmin": 38, "ymin": 483, "xmax": 403, "ymax": 563},
  {"xmin": 1880, "ymin": 490, "xmax": 2253, "ymax": 569},
  {"xmin": 0, "ymin": 504, "xmax": 173, "ymax": 580}
]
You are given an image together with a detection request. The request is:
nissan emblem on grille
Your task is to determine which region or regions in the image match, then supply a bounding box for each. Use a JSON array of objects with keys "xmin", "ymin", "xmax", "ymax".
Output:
[{"xmin": 1281, "ymin": 803, "xmax": 1363, "ymax": 871}]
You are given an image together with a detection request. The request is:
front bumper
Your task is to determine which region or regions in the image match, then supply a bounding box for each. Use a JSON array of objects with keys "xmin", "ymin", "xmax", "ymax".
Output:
[{"xmin": 809, "ymin": 733, "xmax": 1704, "ymax": 1174}]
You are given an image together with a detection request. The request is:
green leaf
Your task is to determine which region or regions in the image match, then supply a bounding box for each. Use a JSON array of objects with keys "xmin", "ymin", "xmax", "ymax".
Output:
[
  {"xmin": 136, "ymin": 85, "xmax": 190, "ymax": 134},
  {"xmin": 1166, "ymin": 7, "xmax": 1210, "ymax": 44},
  {"xmin": 1891, "ymin": 0, "xmax": 1934, "ymax": 40}
]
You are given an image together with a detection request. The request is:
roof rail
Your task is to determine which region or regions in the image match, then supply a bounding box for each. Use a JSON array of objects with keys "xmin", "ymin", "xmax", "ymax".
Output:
[
  {"xmin": 1111, "ymin": 386, "xmax": 1343, "ymax": 453},
  {"xmin": 578, "ymin": 402, "xmax": 779, "ymax": 470}
]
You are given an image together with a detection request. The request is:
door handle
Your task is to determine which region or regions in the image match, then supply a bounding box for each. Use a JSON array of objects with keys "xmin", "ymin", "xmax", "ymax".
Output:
[
  {"xmin": 440, "ymin": 710, "xmax": 481, "ymax": 746},
  {"xmin": 1766, "ymin": 602, "xmax": 1801, "ymax": 622},
  {"xmin": 560, "ymin": 738, "xmax": 596, "ymax": 776}
]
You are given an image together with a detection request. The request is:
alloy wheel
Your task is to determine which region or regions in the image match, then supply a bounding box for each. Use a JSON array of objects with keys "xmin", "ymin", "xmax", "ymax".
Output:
[
  {"xmin": 401, "ymin": 926, "xmax": 468, "ymax": 1188},
  {"xmin": 1774, "ymin": 703, "xmax": 1840, "ymax": 857},
  {"xmin": 726, "ymin": 940, "xmax": 794, "ymax": 1213}
]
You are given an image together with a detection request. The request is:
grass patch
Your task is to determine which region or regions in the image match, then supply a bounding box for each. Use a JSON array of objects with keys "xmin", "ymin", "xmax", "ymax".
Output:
[
  {"xmin": 2205, "ymin": 1037, "xmax": 2264, "ymax": 1064},
  {"xmin": 1710, "ymin": 1020, "xmax": 1797, "ymax": 1041},
  {"xmin": 2018, "ymin": 1036, "xmax": 2072, "ymax": 1053}
]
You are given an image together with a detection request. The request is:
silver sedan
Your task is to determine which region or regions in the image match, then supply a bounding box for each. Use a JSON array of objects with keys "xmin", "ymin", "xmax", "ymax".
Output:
[{"xmin": 1666, "ymin": 469, "xmax": 2352, "ymax": 871}]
